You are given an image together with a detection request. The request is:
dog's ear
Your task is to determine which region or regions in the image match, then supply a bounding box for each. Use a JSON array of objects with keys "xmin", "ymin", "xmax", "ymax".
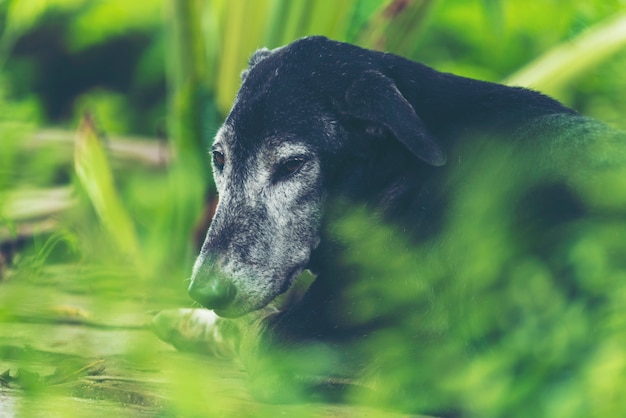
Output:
[
  {"xmin": 342, "ymin": 70, "xmax": 446, "ymax": 166},
  {"xmin": 241, "ymin": 47, "xmax": 273, "ymax": 81}
]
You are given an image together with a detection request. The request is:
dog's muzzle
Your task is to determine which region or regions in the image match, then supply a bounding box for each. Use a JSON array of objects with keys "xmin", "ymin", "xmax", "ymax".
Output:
[{"xmin": 187, "ymin": 269, "xmax": 237, "ymax": 311}]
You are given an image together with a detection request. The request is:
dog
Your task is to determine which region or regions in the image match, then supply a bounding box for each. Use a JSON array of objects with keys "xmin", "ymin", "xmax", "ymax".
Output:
[{"xmin": 155, "ymin": 36, "xmax": 626, "ymax": 416}]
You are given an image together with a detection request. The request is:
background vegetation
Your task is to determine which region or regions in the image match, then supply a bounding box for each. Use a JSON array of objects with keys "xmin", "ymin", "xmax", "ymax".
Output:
[{"xmin": 1, "ymin": 0, "xmax": 625, "ymax": 417}]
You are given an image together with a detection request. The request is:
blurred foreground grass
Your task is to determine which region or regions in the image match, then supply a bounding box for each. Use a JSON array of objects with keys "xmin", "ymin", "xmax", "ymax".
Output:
[{"xmin": 324, "ymin": 120, "xmax": 626, "ymax": 416}]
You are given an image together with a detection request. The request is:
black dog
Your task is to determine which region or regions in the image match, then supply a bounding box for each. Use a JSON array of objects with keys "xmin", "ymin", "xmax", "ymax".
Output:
[{"xmin": 159, "ymin": 36, "xmax": 626, "ymax": 416}]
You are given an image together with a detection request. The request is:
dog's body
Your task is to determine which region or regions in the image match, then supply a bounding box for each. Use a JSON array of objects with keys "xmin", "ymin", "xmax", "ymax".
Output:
[{"xmin": 160, "ymin": 37, "xmax": 626, "ymax": 416}]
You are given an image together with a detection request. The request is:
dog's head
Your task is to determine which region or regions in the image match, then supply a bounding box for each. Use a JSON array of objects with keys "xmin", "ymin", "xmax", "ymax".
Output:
[{"xmin": 188, "ymin": 36, "xmax": 446, "ymax": 317}]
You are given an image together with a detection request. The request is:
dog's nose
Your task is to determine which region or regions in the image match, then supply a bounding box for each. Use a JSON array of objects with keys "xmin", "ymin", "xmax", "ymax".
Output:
[{"xmin": 188, "ymin": 274, "xmax": 237, "ymax": 310}]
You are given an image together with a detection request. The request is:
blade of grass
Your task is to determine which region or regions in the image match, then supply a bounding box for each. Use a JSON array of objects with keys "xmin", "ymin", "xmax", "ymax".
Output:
[
  {"xmin": 165, "ymin": 0, "xmax": 223, "ymax": 269},
  {"xmin": 278, "ymin": 0, "xmax": 312, "ymax": 45},
  {"xmin": 240, "ymin": 0, "xmax": 274, "ymax": 67},
  {"xmin": 73, "ymin": 114, "xmax": 139, "ymax": 259},
  {"xmin": 265, "ymin": 0, "xmax": 292, "ymax": 47},
  {"xmin": 386, "ymin": 0, "xmax": 437, "ymax": 55},
  {"xmin": 505, "ymin": 12, "xmax": 626, "ymax": 96},
  {"xmin": 214, "ymin": 0, "xmax": 246, "ymax": 113},
  {"xmin": 215, "ymin": 0, "xmax": 273, "ymax": 114},
  {"xmin": 167, "ymin": 0, "xmax": 214, "ymax": 179},
  {"xmin": 305, "ymin": 0, "xmax": 354, "ymax": 39},
  {"xmin": 358, "ymin": 0, "xmax": 435, "ymax": 52},
  {"xmin": 2, "ymin": 187, "xmax": 73, "ymax": 222},
  {"xmin": 201, "ymin": 0, "xmax": 225, "ymax": 89}
]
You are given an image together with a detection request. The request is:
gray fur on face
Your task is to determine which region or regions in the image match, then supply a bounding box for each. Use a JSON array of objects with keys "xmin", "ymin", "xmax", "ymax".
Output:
[{"xmin": 191, "ymin": 124, "xmax": 324, "ymax": 317}]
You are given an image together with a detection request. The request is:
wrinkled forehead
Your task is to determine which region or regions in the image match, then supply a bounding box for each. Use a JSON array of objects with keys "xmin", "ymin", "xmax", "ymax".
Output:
[
  {"xmin": 214, "ymin": 123, "xmax": 319, "ymax": 156},
  {"xmin": 214, "ymin": 48, "xmax": 348, "ymax": 157},
  {"xmin": 216, "ymin": 103, "xmax": 340, "ymax": 159}
]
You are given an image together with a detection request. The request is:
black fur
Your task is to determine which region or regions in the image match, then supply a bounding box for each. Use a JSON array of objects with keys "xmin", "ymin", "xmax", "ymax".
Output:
[{"xmin": 198, "ymin": 36, "xmax": 626, "ymax": 416}]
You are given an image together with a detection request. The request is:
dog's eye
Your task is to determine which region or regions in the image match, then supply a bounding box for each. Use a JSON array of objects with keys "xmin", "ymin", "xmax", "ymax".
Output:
[
  {"xmin": 212, "ymin": 151, "xmax": 225, "ymax": 170},
  {"xmin": 276, "ymin": 158, "xmax": 305, "ymax": 180}
]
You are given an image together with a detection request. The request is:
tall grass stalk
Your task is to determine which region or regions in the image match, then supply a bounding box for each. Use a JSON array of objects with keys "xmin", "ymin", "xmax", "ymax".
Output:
[
  {"xmin": 211, "ymin": 0, "xmax": 382, "ymax": 115},
  {"xmin": 73, "ymin": 115, "xmax": 139, "ymax": 260},
  {"xmin": 505, "ymin": 12, "xmax": 626, "ymax": 96},
  {"xmin": 358, "ymin": 0, "xmax": 436, "ymax": 54},
  {"xmin": 163, "ymin": 0, "xmax": 220, "ymax": 266},
  {"xmin": 214, "ymin": 0, "xmax": 273, "ymax": 113}
]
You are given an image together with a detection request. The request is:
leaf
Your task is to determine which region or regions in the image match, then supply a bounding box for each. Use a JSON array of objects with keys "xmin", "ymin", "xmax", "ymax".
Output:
[
  {"xmin": 358, "ymin": 0, "xmax": 436, "ymax": 54},
  {"xmin": 4, "ymin": 0, "xmax": 49, "ymax": 36},
  {"xmin": 73, "ymin": 113, "xmax": 139, "ymax": 258},
  {"xmin": 214, "ymin": 0, "xmax": 273, "ymax": 113},
  {"xmin": 505, "ymin": 12, "xmax": 626, "ymax": 97}
]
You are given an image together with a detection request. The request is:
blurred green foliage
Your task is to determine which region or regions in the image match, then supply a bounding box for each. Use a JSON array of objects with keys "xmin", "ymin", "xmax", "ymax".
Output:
[
  {"xmin": 1, "ymin": 0, "xmax": 626, "ymax": 417},
  {"xmin": 326, "ymin": 118, "xmax": 626, "ymax": 416},
  {"xmin": 1, "ymin": 0, "xmax": 625, "ymax": 136}
]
